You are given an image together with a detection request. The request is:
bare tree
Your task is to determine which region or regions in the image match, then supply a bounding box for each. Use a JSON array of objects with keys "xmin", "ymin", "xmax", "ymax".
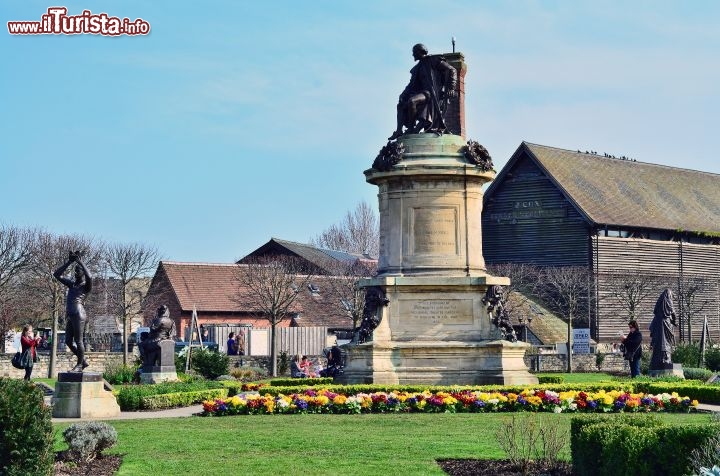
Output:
[
  {"xmin": 310, "ymin": 201, "xmax": 379, "ymax": 257},
  {"xmin": 0, "ymin": 225, "xmax": 36, "ymax": 352},
  {"xmin": 601, "ymin": 270, "xmax": 659, "ymax": 321},
  {"xmin": 487, "ymin": 263, "xmax": 539, "ymax": 332},
  {"xmin": 235, "ymin": 256, "xmax": 312, "ymax": 376},
  {"xmin": 677, "ymin": 274, "xmax": 711, "ymax": 342},
  {"xmin": 534, "ymin": 266, "xmax": 592, "ymax": 372},
  {"xmin": 323, "ymin": 260, "xmax": 376, "ymax": 333},
  {"xmin": 104, "ymin": 242, "xmax": 161, "ymax": 365},
  {"xmin": 27, "ymin": 232, "xmax": 103, "ymax": 377}
]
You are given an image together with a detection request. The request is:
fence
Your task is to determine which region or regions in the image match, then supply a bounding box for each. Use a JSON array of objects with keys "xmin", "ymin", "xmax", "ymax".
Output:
[{"xmin": 202, "ymin": 325, "xmax": 330, "ymax": 357}]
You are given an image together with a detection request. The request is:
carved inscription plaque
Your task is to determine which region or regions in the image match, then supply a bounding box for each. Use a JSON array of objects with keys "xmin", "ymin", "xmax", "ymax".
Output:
[
  {"xmin": 411, "ymin": 207, "xmax": 457, "ymax": 255},
  {"xmin": 399, "ymin": 299, "xmax": 473, "ymax": 325}
]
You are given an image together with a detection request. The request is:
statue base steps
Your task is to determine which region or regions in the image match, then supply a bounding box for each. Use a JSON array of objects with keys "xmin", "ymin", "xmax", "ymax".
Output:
[
  {"xmin": 649, "ymin": 363, "xmax": 684, "ymax": 378},
  {"xmin": 337, "ymin": 340, "xmax": 538, "ymax": 386},
  {"xmin": 52, "ymin": 372, "xmax": 121, "ymax": 419}
]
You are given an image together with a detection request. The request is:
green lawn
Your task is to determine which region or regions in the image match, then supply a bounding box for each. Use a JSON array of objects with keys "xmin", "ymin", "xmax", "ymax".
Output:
[{"xmin": 53, "ymin": 412, "xmax": 711, "ymax": 476}]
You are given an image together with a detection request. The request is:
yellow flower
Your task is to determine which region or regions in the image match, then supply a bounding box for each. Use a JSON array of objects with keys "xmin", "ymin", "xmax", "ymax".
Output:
[
  {"xmin": 229, "ymin": 395, "xmax": 243, "ymax": 407},
  {"xmin": 333, "ymin": 395, "xmax": 347, "ymax": 405},
  {"xmin": 692, "ymin": 400, "xmax": 699, "ymax": 407},
  {"xmin": 442, "ymin": 396, "xmax": 458, "ymax": 405},
  {"xmin": 526, "ymin": 396, "xmax": 542, "ymax": 406}
]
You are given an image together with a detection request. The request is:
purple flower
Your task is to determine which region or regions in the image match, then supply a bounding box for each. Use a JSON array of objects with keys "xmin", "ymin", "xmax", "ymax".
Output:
[
  {"xmin": 473, "ymin": 400, "xmax": 486, "ymax": 408},
  {"xmin": 294, "ymin": 399, "xmax": 308, "ymax": 410},
  {"xmin": 614, "ymin": 401, "xmax": 626, "ymax": 410},
  {"xmin": 641, "ymin": 397, "xmax": 653, "ymax": 406},
  {"xmin": 588, "ymin": 401, "xmax": 598, "ymax": 410}
]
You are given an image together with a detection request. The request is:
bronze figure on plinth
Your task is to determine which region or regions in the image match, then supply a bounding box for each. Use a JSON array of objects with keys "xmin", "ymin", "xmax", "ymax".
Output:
[
  {"xmin": 140, "ymin": 305, "xmax": 176, "ymax": 370},
  {"xmin": 649, "ymin": 288, "xmax": 677, "ymax": 368},
  {"xmin": 388, "ymin": 43, "xmax": 458, "ymax": 140},
  {"xmin": 53, "ymin": 251, "xmax": 93, "ymax": 372}
]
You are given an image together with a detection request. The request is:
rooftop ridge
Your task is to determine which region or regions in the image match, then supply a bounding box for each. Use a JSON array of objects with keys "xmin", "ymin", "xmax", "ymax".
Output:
[{"xmin": 524, "ymin": 142, "xmax": 720, "ymax": 178}]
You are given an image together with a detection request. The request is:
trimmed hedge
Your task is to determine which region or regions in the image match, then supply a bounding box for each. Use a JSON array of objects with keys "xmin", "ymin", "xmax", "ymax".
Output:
[
  {"xmin": 538, "ymin": 375, "xmax": 565, "ymax": 384},
  {"xmin": 269, "ymin": 377, "xmax": 334, "ymax": 387},
  {"xmin": 571, "ymin": 414, "xmax": 720, "ymax": 476},
  {"xmin": 141, "ymin": 389, "xmax": 228, "ymax": 410},
  {"xmin": 0, "ymin": 379, "xmax": 54, "ymax": 476},
  {"xmin": 251, "ymin": 382, "xmax": 636, "ymax": 398},
  {"xmin": 642, "ymin": 382, "xmax": 720, "ymax": 404},
  {"xmin": 115, "ymin": 381, "xmax": 226, "ymax": 410}
]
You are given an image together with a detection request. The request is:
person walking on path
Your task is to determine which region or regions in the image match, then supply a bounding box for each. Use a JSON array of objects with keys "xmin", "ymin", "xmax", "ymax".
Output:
[
  {"xmin": 20, "ymin": 324, "xmax": 41, "ymax": 381},
  {"xmin": 622, "ymin": 320, "xmax": 643, "ymax": 378}
]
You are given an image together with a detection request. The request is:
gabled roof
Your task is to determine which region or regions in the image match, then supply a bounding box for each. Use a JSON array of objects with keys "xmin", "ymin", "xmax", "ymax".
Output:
[
  {"xmin": 155, "ymin": 261, "xmax": 353, "ymax": 329},
  {"xmin": 487, "ymin": 142, "xmax": 720, "ymax": 234},
  {"xmin": 240, "ymin": 238, "xmax": 376, "ymax": 275}
]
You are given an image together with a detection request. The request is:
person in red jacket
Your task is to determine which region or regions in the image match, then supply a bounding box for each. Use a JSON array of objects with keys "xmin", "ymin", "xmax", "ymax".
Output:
[{"xmin": 20, "ymin": 324, "xmax": 41, "ymax": 381}]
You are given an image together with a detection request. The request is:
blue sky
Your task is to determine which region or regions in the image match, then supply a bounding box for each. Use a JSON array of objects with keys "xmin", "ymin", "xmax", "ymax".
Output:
[{"xmin": 2, "ymin": 1, "xmax": 719, "ymax": 263}]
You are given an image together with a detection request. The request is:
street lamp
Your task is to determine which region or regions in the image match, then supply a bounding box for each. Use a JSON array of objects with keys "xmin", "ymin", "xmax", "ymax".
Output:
[{"xmin": 518, "ymin": 314, "xmax": 533, "ymax": 343}]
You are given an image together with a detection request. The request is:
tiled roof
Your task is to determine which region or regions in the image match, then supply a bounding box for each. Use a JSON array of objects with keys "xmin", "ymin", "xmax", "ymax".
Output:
[
  {"xmin": 241, "ymin": 238, "xmax": 376, "ymax": 274},
  {"xmin": 509, "ymin": 293, "xmax": 568, "ymax": 345},
  {"xmin": 504, "ymin": 143, "xmax": 720, "ymax": 234},
  {"xmin": 158, "ymin": 261, "xmax": 353, "ymax": 329}
]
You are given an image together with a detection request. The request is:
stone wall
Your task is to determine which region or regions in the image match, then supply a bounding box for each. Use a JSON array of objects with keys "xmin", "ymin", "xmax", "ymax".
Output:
[
  {"xmin": 1, "ymin": 351, "xmax": 630, "ymax": 379},
  {"xmin": 0, "ymin": 352, "xmax": 125, "ymax": 378},
  {"xmin": 524, "ymin": 353, "xmax": 629, "ymax": 373}
]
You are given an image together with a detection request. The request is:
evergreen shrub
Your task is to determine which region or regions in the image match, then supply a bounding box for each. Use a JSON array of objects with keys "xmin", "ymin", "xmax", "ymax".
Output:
[
  {"xmin": 0, "ymin": 378, "xmax": 54, "ymax": 476},
  {"xmin": 62, "ymin": 422, "xmax": 117, "ymax": 462},
  {"xmin": 190, "ymin": 348, "xmax": 229, "ymax": 380}
]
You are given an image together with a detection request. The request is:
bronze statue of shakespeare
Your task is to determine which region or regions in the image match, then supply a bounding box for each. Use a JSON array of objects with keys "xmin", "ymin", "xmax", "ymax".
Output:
[
  {"xmin": 388, "ymin": 43, "xmax": 458, "ymax": 140},
  {"xmin": 54, "ymin": 251, "xmax": 93, "ymax": 372}
]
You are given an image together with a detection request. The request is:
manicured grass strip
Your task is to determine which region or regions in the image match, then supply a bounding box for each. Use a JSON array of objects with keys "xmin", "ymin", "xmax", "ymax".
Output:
[{"xmin": 53, "ymin": 412, "xmax": 710, "ymax": 476}]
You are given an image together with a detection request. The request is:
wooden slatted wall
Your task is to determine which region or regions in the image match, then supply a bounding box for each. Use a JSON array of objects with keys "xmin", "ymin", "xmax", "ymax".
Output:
[
  {"xmin": 483, "ymin": 155, "xmax": 590, "ymax": 266},
  {"xmin": 592, "ymin": 236, "xmax": 720, "ymax": 343},
  {"xmin": 273, "ymin": 327, "xmax": 328, "ymax": 356}
]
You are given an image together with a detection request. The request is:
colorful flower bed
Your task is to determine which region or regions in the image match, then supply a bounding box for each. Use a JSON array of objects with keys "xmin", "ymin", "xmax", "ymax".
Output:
[{"xmin": 201, "ymin": 388, "xmax": 699, "ymax": 416}]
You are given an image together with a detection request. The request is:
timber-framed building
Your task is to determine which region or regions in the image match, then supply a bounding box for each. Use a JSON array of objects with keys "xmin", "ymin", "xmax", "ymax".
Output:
[{"xmin": 482, "ymin": 142, "xmax": 720, "ymax": 343}]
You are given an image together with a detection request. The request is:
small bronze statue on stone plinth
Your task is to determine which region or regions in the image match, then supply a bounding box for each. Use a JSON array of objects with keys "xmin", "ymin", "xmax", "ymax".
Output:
[
  {"xmin": 388, "ymin": 43, "xmax": 458, "ymax": 140},
  {"xmin": 140, "ymin": 305, "xmax": 176, "ymax": 372},
  {"xmin": 53, "ymin": 251, "xmax": 92, "ymax": 372}
]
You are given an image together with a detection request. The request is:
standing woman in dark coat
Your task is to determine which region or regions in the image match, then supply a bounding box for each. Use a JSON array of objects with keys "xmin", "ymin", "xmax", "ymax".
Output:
[
  {"xmin": 20, "ymin": 324, "xmax": 41, "ymax": 381},
  {"xmin": 649, "ymin": 288, "xmax": 677, "ymax": 368},
  {"xmin": 622, "ymin": 320, "xmax": 643, "ymax": 378}
]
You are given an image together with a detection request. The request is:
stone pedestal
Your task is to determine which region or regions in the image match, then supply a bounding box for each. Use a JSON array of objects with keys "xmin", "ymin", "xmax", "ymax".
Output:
[
  {"xmin": 649, "ymin": 363, "xmax": 684, "ymax": 378},
  {"xmin": 140, "ymin": 366, "xmax": 178, "ymax": 384},
  {"xmin": 339, "ymin": 134, "xmax": 537, "ymax": 385},
  {"xmin": 140, "ymin": 340, "xmax": 178, "ymax": 384},
  {"xmin": 52, "ymin": 372, "xmax": 121, "ymax": 419}
]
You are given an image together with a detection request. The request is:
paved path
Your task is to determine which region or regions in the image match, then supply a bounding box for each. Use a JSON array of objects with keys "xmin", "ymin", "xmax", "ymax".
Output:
[{"xmin": 52, "ymin": 404, "xmax": 204, "ymax": 423}]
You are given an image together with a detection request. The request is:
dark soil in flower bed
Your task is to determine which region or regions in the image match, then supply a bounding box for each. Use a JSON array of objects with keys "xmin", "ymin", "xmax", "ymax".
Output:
[
  {"xmin": 437, "ymin": 458, "xmax": 573, "ymax": 476},
  {"xmin": 54, "ymin": 453, "xmax": 122, "ymax": 476}
]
